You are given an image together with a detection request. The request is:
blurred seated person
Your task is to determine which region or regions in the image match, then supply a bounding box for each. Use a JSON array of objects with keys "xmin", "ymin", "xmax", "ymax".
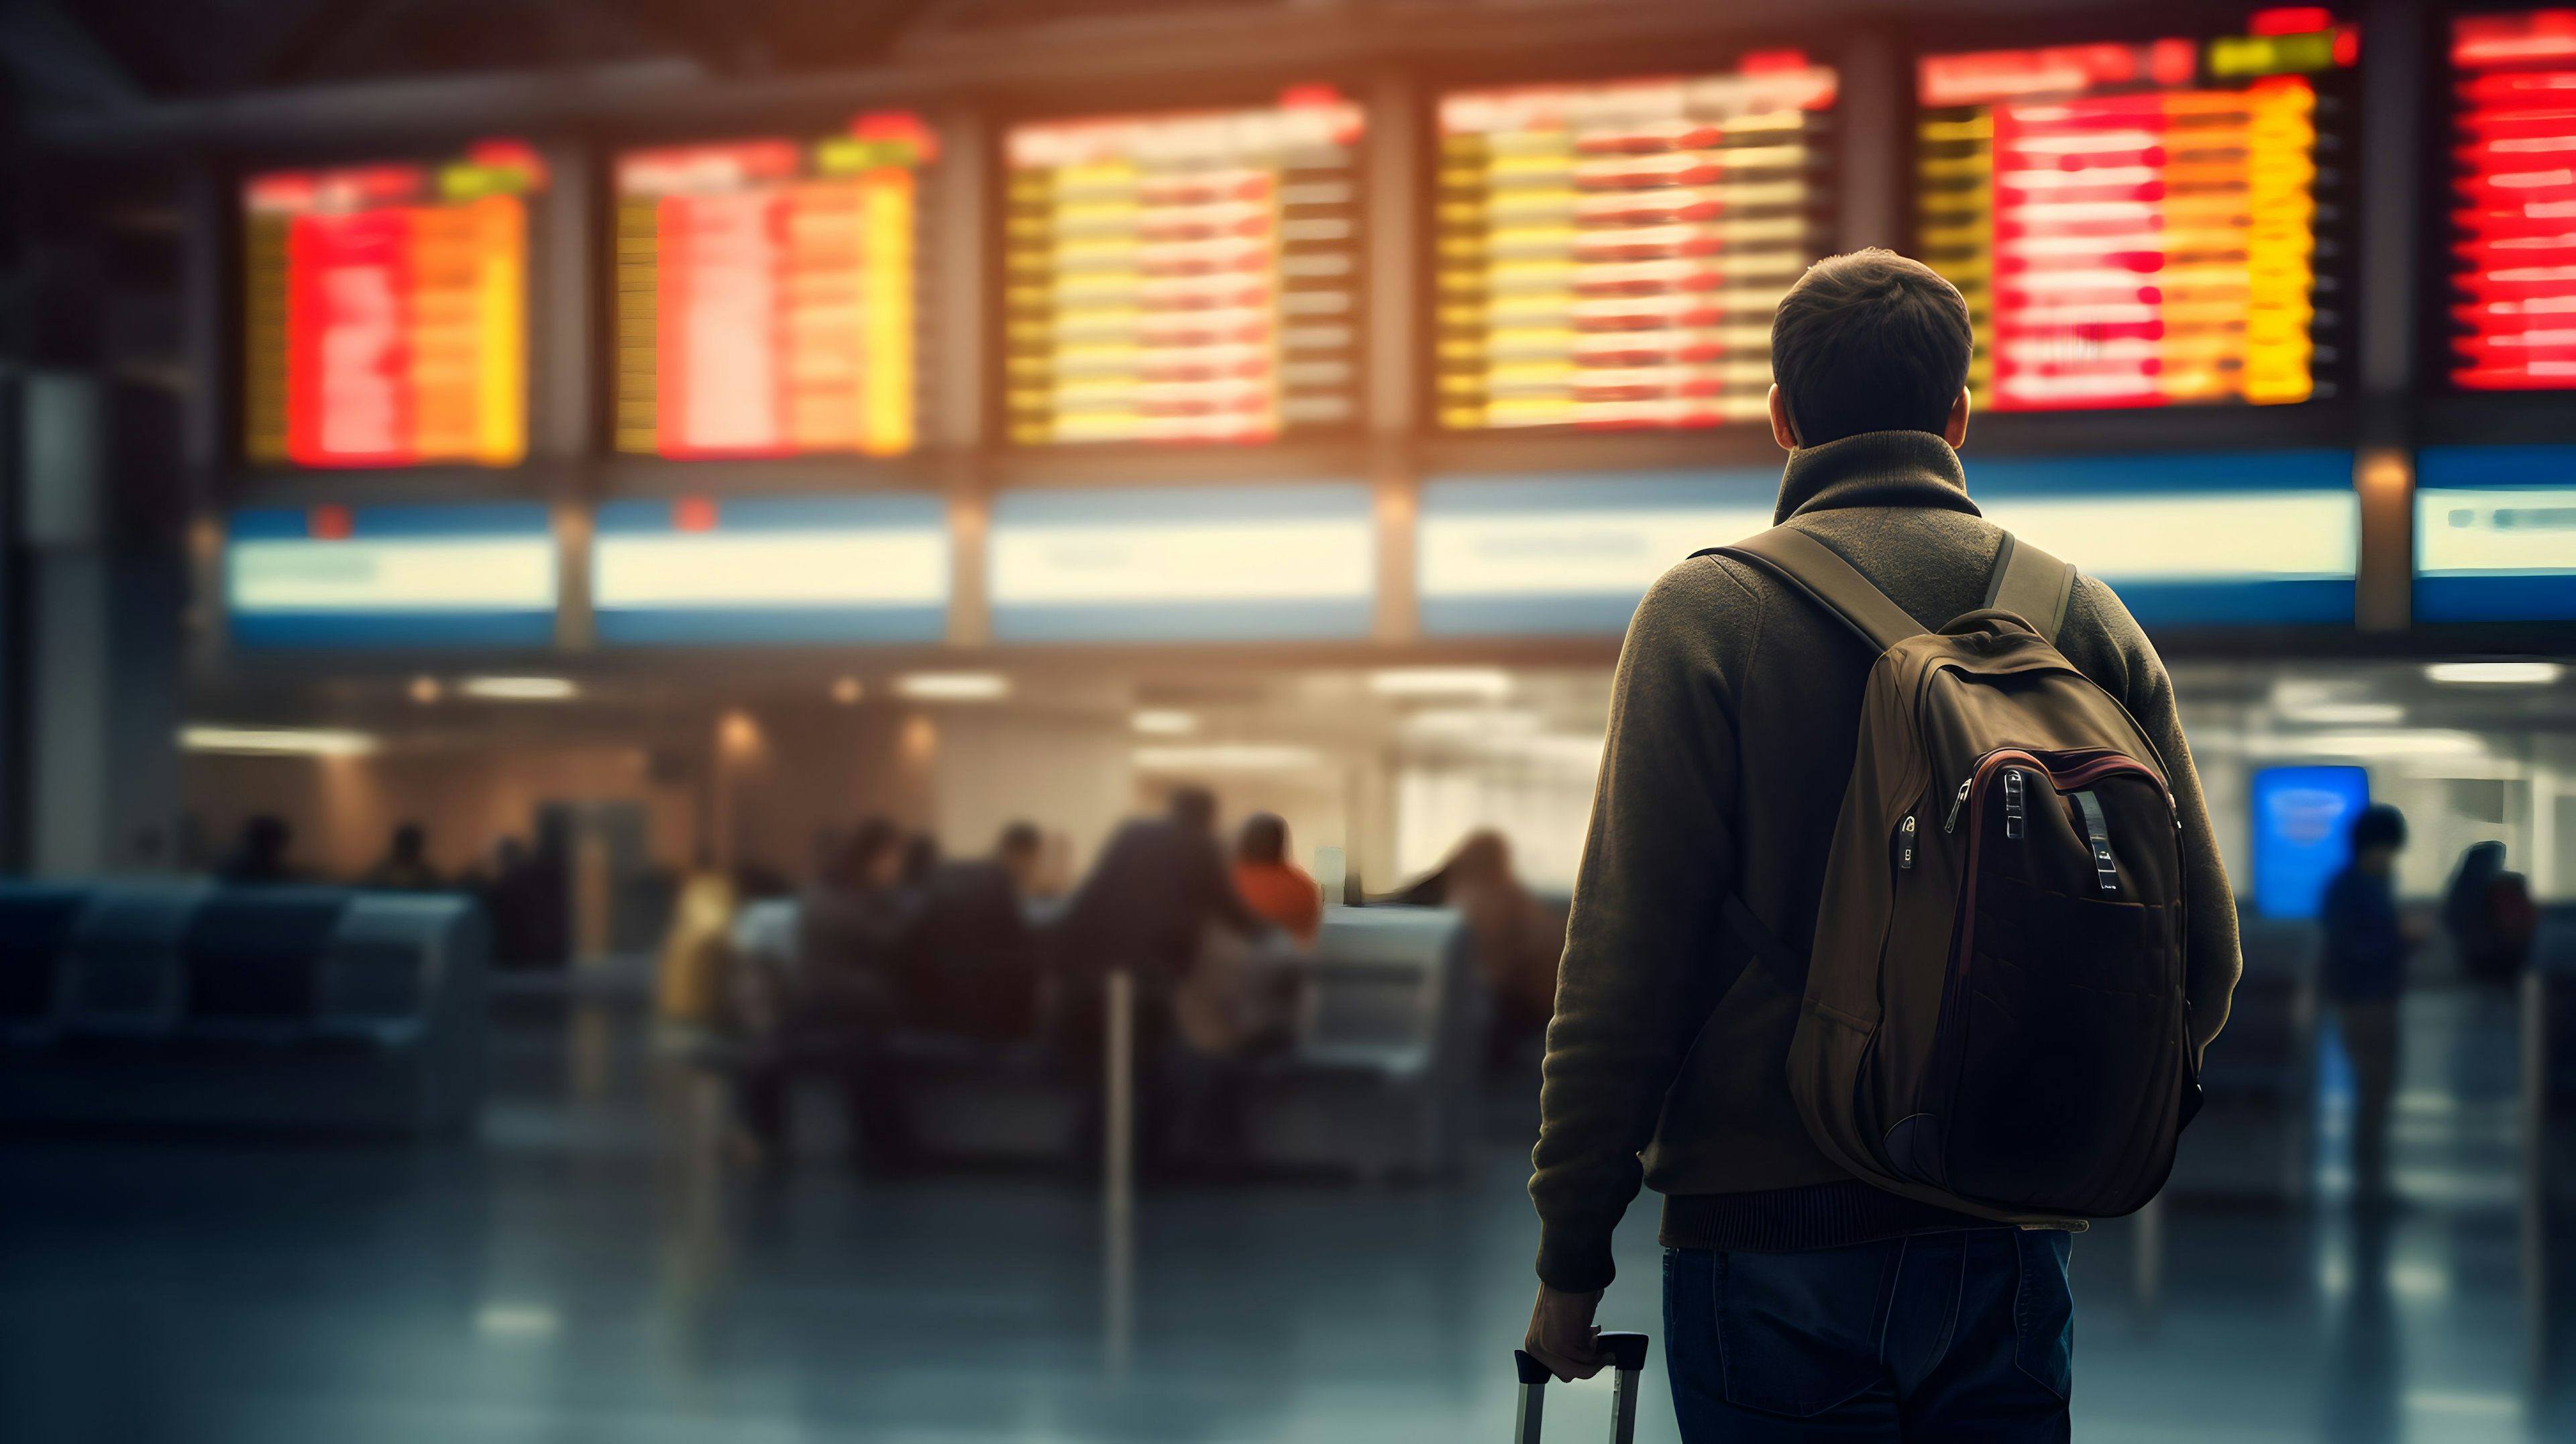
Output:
[
  {"xmin": 1386, "ymin": 829, "xmax": 1564, "ymax": 1074},
  {"xmin": 2443, "ymin": 841, "xmax": 2538, "ymax": 988},
  {"xmin": 1172, "ymin": 917, "xmax": 1307, "ymax": 1179},
  {"xmin": 1055, "ymin": 787, "xmax": 1273, "ymax": 1174},
  {"xmin": 1057, "ymin": 788, "xmax": 1271, "ymax": 996},
  {"xmin": 896, "ymin": 822, "xmax": 1047, "ymax": 1044},
  {"xmin": 900, "ymin": 833, "xmax": 943, "ymax": 890},
  {"xmin": 732, "ymin": 817, "xmax": 920, "ymax": 1171},
  {"xmin": 1232, "ymin": 813, "xmax": 1322, "ymax": 945},
  {"xmin": 363, "ymin": 823, "xmax": 442, "ymax": 890},
  {"xmin": 217, "ymin": 814, "xmax": 301, "ymax": 886},
  {"xmin": 481, "ymin": 838, "xmax": 547, "ymax": 969}
]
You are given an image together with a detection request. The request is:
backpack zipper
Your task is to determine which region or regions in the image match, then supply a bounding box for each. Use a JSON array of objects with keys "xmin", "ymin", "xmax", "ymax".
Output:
[
  {"xmin": 1943, "ymin": 778, "xmax": 1973, "ymax": 833},
  {"xmin": 1898, "ymin": 815, "xmax": 1918, "ymax": 870}
]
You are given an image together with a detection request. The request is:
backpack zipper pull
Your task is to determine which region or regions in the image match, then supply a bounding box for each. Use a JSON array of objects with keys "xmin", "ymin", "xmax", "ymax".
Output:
[
  {"xmin": 1943, "ymin": 778, "xmax": 1973, "ymax": 833},
  {"xmin": 1898, "ymin": 815, "xmax": 1918, "ymax": 870}
]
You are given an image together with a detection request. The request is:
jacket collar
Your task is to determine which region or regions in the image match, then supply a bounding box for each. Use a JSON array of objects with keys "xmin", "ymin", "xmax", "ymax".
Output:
[{"xmin": 1772, "ymin": 429, "xmax": 1982, "ymax": 525}]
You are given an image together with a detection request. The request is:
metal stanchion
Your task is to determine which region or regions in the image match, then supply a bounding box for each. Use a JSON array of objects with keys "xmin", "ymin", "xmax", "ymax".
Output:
[
  {"xmin": 2520, "ymin": 965, "xmax": 2548, "ymax": 1399},
  {"xmin": 1104, "ymin": 967, "xmax": 1135, "ymax": 1379}
]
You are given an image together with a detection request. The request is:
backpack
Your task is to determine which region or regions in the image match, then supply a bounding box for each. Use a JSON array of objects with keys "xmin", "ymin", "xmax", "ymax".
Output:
[{"xmin": 1706, "ymin": 526, "xmax": 2198, "ymax": 1227}]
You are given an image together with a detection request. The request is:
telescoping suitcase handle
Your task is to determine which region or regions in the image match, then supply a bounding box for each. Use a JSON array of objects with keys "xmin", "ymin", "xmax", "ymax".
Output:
[{"xmin": 1512, "ymin": 1333, "xmax": 1650, "ymax": 1444}]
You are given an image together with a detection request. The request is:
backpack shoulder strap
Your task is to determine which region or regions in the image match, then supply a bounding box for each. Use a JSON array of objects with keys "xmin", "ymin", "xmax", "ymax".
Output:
[
  {"xmin": 1699, "ymin": 527, "xmax": 1924, "ymax": 654},
  {"xmin": 1984, "ymin": 532, "xmax": 2076, "ymax": 643}
]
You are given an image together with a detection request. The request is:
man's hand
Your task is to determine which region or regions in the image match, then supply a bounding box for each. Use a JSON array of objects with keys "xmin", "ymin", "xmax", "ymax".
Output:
[{"xmin": 1523, "ymin": 1282, "xmax": 1609, "ymax": 1382}]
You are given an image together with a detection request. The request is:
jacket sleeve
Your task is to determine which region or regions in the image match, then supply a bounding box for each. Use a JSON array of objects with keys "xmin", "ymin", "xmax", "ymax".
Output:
[
  {"xmin": 1529, "ymin": 561, "xmax": 1750, "ymax": 1294},
  {"xmin": 2072, "ymin": 576, "xmax": 2243, "ymax": 1064}
]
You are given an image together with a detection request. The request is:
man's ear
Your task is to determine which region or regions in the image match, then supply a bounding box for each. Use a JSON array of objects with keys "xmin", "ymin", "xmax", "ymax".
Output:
[
  {"xmin": 1943, "ymin": 387, "xmax": 1972, "ymax": 449},
  {"xmin": 1766, "ymin": 384, "xmax": 1800, "ymax": 452}
]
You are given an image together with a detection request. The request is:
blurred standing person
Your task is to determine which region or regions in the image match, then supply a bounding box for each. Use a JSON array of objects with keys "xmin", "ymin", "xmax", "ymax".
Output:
[
  {"xmin": 733, "ymin": 817, "xmax": 919, "ymax": 1171},
  {"xmin": 364, "ymin": 823, "xmax": 442, "ymax": 890},
  {"xmin": 1053, "ymin": 787, "xmax": 1272, "ymax": 1175},
  {"xmin": 1391, "ymin": 830, "xmax": 1560, "ymax": 1074},
  {"xmin": 899, "ymin": 823, "xmax": 1047, "ymax": 1044},
  {"xmin": 2321, "ymin": 804, "xmax": 2414, "ymax": 1208},
  {"xmin": 2443, "ymin": 841, "xmax": 2537, "ymax": 988},
  {"xmin": 1232, "ymin": 813, "xmax": 1321, "ymax": 945},
  {"xmin": 217, "ymin": 815, "xmax": 299, "ymax": 886}
]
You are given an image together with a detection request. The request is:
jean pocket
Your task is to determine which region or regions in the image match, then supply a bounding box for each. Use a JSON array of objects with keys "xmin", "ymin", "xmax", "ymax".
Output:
[
  {"xmin": 1713, "ymin": 1243, "xmax": 1894, "ymax": 1418},
  {"xmin": 2012, "ymin": 1228, "xmax": 2075, "ymax": 1400}
]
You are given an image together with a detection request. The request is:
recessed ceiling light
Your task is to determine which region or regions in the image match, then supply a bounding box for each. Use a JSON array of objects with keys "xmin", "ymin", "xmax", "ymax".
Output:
[
  {"xmin": 897, "ymin": 672, "xmax": 1010, "ymax": 702},
  {"xmin": 2279, "ymin": 702, "xmax": 2404, "ymax": 726},
  {"xmin": 1132, "ymin": 709, "xmax": 1197, "ymax": 735},
  {"xmin": 179, "ymin": 725, "xmax": 379, "ymax": 758},
  {"xmin": 2425, "ymin": 661, "xmax": 2565, "ymax": 686},
  {"xmin": 1133, "ymin": 743, "xmax": 1320, "ymax": 772},
  {"xmin": 1367, "ymin": 667, "xmax": 1512, "ymax": 700},
  {"xmin": 462, "ymin": 676, "xmax": 578, "ymax": 701}
]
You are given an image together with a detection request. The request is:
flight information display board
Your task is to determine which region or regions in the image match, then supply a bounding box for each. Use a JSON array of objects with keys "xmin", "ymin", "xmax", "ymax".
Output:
[
  {"xmin": 2448, "ymin": 10, "xmax": 2576, "ymax": 391},
  {"xmin": 244, "ymin": 142, "xmax": 545, "ymax": 468},
  {"xmin": 1004, "ymin": 89, "xmax": 1364, "ymax": 446},
  {"xmin": 1916, "ymin": 12, "xmax": 2357, "ymax": 411},
  {"xmin": 614, "ymin": 114, "xmax": 934, "ymax": 458},
  {"xmin": 1435, "ymin": 57, "xmax": 1838, "ymax": 431}
]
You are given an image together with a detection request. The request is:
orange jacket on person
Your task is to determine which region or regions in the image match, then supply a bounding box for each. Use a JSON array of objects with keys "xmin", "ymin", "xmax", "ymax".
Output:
[{"xmin": 1232, "ymin": 859, "xmax": 1322, "ymax": 945}]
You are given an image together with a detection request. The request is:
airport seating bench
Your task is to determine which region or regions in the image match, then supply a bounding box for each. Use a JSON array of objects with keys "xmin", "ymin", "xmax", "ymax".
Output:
[
  {"xmin": 0, "ymin": 882, "xmax": 489, "ymax": 1135},
  {"xmin": 722, "ymin": 899, "xmax": 1484, "ymax": 1180}
]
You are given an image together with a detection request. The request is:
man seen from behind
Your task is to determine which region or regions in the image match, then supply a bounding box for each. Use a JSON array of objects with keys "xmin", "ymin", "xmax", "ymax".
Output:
[{"xmin": 1523, "ymin": 250, "xmax": 2243, "ymax": 1441}]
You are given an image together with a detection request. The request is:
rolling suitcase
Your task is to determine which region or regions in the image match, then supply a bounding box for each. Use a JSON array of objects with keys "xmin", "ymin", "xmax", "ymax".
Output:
[{"xmin": 1512, "ymin": 1332, "xmax": 1650, "ymax": 1444}]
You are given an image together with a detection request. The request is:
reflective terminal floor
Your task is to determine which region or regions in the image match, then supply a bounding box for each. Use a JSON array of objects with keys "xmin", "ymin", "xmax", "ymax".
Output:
[{"xmin": 3, "ymin": 982, "xmax": 2568, "ymax": 1444}]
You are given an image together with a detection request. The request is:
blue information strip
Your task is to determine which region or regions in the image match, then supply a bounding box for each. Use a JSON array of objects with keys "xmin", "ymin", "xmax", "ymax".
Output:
[
  {"xmin": 1417, "ymin": 472, "xmax": 1778, "ymax": 636},
  {"xmin": 2414, "ymin": 447, "xmax": 2576, "ymax": 623},
  {"xmin": 988, "ymin": 484, "xmax": 1375, "ymax": 642},
  {"xmin": 1962, "ymin": 450, "xmax": 2358, "ymax": 627},
  {"xmin": 590, "ymin": 495, "xmax": 949, "ymax": 646},
  {"xmin": 226, "ymin": 504, "xmax": 559, "ymax": 648},
  {"xmin": 1419, "ymin": 452, "xmax": 2358, "ymax": 635}
]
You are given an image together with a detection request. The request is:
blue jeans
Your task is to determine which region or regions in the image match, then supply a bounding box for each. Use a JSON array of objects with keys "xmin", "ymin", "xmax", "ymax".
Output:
[{"xmin": 1662, "ymin": 1229, "xmax": 2073, "ymax": 1441}]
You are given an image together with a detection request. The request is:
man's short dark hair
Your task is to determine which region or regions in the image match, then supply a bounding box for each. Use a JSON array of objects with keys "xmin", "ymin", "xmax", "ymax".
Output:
[
  {"xmin": 1769, "ymin": 249, "xmax": 1976, "ymax": 446},
  {"xmin": 1237, "ymin": 812, "xmax": 1287, "ymax": 866},
  {"xmin": 2351, "ymin": 803, "xmax": 2408, "ymax": 854},
  {"xmin": 1168, "ymin": 786, "xmax": 1218, "ymax": 833}
]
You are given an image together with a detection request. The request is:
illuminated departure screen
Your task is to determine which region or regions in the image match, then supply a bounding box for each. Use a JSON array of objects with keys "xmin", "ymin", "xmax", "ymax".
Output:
[
  {"xmin": 1436, "ymin": 58, "xmax": 1839, "ymax": 431},
  {"xmin": 2449, "ymin": 11, "xmax": 2576, "ymax": 391},
  {"xmin": 1004, "ymin": 90, "xmax": 1364, "ymax": 446},
  {"xmin": 244, "ymin": 142, "xmax": 544, "ymax": 468},
  {"xmin": 615, "ymin": 115, "xmax": 933, "ymax": 458},
  {"xmin": 1916, "ymin": 13, "xmax": 2357, "ymax": 411}
]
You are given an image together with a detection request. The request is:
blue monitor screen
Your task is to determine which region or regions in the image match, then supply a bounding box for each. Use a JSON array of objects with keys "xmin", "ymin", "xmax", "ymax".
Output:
[{"xmin": 2249, "ymin": 764, "xmax": 2370, "ymax": 919}]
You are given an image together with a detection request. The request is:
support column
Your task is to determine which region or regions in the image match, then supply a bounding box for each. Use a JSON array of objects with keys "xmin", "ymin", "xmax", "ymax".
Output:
[
  {"xmin": 1366, "ymin": 68, "xmax": 1421, "ymax": 646},
  {"xmin": 21, "ymin": 371, "xmax": 186, "ymax": 876},
  {"xmin": 2352, "ymin": 0, "xmax": 2425, "ymax": 634},
  {"xmin": 1835, "ymin": 32, "xmax": 1904, "ymax": 254}
]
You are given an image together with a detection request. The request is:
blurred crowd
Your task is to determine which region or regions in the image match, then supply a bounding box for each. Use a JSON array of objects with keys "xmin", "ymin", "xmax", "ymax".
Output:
[
  {"xmin": 686, "ymin": 786, "xmax": 1570, "ymax": 1178},
  {"xmin": 200, "ymin": 793, "xmax": 2545, "ymax": 1190}
]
